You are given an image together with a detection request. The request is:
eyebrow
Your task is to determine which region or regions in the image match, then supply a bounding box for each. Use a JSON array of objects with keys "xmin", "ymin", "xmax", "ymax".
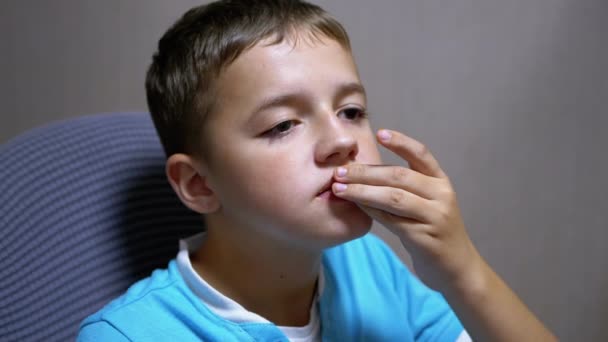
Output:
[
  {"xmin": 334, "ymin": 82, "xmax": 367, "ymax": 102},
  {"xmin": 249, "ymin": 82, "xmax": 367, "ymax": 119}
]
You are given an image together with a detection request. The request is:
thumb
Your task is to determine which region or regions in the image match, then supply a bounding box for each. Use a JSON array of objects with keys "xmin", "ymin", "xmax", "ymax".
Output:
[{"xmin": 357, "ymin": 203, "xmax": 429, "ymax": 247}]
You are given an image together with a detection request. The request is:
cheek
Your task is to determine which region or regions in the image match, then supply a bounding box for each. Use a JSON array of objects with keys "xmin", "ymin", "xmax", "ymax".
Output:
[
  {"xmin": 364, "ymin": 146, "xmax": 382, "ymax": 164},
  {"xmin": 214, "ymin": 150, "xmax": 306, "ymax": 213},
  {"xmin": 357, "ymin": 136, "xmax": 383, "ymax": 165}
]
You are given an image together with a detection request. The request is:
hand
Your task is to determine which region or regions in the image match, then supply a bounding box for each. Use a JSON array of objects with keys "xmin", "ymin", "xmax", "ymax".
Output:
[
  {"xmin": 332, "ymin": 129, "xmax": 482, "ymax": 293},
  {"xmin": 333, "ymin": 129, "xmax": 558, "ymax": 341}
]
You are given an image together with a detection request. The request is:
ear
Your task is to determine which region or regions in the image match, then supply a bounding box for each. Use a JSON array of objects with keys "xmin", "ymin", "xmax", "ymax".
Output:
[{"xmin": 165, "ymin": 153, "xmax": 220, "ymax": 214}]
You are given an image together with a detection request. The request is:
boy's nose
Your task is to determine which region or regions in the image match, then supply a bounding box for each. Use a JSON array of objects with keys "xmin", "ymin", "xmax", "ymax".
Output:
[{"xmin": 314, "ymin": 120, "xmax": 358, "ymax": 165}]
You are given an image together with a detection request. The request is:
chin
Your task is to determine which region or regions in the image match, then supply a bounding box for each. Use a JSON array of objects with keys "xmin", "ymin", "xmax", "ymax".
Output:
[{"xmin": 314, "ymin": 208, "xmax": 373, "ymax": 249}]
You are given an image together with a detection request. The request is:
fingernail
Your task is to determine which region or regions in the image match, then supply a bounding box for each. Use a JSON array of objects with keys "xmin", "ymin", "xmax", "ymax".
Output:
[
  {"xmin": 333, "ymin": 183, "xmax": 347, "ymax": 193},
  {"xmin": 336, "ymin": 167, "xmax": 347, "ymax": 178},
  {"xmin": 378, "ymin": 130, "xmax": 392, "ymax": 142}
]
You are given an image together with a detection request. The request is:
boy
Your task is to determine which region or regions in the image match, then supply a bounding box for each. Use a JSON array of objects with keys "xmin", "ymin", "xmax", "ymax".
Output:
[{"xmin": 78, "ymin": 0, "xmax": 555, "ymax": 340}]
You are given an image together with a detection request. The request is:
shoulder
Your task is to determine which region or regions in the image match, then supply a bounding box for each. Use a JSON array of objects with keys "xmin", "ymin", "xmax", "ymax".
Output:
[
  {"xmin": 78, "ymin": 260, "xmax": 289, "ymax": 341},
  {"xmin": 321, "ymin": 233, "xmax": 466, "ymax": 341},
  {"xmin": 78, "ymin": 260, "xmax": 205, "ymax": 338},
  {"xmin": 82, "ymin": 260, "xmax": 181, "ymax": 320},
  {"xmin": 77, "ymin": 320, "xmax": 130, "ymax": 342}
]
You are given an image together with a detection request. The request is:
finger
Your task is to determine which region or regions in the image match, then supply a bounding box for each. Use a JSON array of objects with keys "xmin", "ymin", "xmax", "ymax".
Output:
[
  {"xmin": 335, "ymin": 164, "xmax": 443, "ymax": 200},
  {"xmin": 332, "ymin": 182, "xmax": 434, "ymax": 223},
  {"xmin": 356, "ymin": 204, "xmax": 436, "ymax": 250},
  {"xmin": 377, "ymin": 129, "xmax": 447, "ymax": 179}
]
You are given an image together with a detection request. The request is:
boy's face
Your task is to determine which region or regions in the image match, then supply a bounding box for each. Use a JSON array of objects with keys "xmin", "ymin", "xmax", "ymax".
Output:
[{"xmin": 202, "ymin": 35, "xmax": 382, "ymax": 249}]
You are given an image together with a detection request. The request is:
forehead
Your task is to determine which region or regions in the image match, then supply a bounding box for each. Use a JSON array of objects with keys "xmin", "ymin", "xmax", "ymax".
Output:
[{"xmin": 213, "ymin": 35, "xmax": 362, "ymax": 108}]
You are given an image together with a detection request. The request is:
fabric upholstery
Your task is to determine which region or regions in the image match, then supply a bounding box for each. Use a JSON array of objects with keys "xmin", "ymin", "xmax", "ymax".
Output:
[{"xmin": 0, "ymin": 113, "xmax": 203, "ymax": 341}]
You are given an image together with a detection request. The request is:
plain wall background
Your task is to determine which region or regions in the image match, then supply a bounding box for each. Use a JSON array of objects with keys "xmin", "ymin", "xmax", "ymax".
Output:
[{"xmin": 1, "ymin": 0, "xmax": 607, "ymax": 340}]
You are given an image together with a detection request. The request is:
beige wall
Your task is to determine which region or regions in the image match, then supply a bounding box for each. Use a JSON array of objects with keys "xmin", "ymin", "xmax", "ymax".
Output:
[{"xmin": 2, "ymin": 0, "xmax": 607, "ymax": 340}]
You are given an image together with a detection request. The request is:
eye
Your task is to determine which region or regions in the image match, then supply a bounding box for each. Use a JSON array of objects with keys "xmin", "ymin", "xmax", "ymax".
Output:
[
  {"xmin": 262, "ymin": 120, "xmax": 297, "ymax": 138},
  {"xmin": 339, "ymin": 107, "xmax": 367, "ymax": 120}
]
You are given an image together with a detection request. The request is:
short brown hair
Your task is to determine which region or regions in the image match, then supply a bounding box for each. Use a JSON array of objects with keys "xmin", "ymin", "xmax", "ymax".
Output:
[{"xmin": 145, "ymin": 0, "xmax": 351, "ymax": 158}]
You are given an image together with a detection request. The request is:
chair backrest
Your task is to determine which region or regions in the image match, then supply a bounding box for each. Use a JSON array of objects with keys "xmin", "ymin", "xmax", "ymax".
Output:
[{"xmin": 0, "ymin": 113, "xmax": 203, "ymax": 341}]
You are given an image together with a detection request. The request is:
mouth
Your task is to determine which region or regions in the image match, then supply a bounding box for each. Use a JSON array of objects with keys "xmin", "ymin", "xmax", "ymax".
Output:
[
  {"xmin": 316, "ymin": 178, "xmax": 348, "ymax": 202},
  {"xmin": 316, "ymin": 181, "xmax": 332, "ymax": 197}
]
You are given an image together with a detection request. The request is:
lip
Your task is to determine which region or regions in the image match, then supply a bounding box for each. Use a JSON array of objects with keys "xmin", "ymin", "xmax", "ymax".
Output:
[
  {"xmin": 317, "ymin": 189, "xmax": 348, "ymax": 202},
  {"xmin": 316, "ymin": 179, "xmax": 349, "ymax": 202},
  {"xmin": 316, "ymin": 178, "xmax": 334, "ymax": 197}
]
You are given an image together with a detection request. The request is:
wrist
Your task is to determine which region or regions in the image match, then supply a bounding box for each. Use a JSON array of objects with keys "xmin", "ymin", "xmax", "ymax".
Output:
[{"xmin": 446, "ymin": 251, "xmax": 494, "ymax": 304}]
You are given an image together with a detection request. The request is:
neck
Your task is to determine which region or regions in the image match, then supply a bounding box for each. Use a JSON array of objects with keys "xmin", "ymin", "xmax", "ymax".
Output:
[{"xmin": 191, "ymin": 216, "xmax": 322, "ymax": 327}]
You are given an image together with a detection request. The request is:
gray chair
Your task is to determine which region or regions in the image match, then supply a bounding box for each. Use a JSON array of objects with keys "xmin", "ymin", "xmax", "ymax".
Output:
[{"xmin": 0, "ymin": 113, "xmax": 203, "ymax": 341}]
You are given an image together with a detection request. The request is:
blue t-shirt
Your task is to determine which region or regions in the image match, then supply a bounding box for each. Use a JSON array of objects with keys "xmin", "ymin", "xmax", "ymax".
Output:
[{"xmin": 78, "ymin": 234, "xmax": 465, "ymax": 341}]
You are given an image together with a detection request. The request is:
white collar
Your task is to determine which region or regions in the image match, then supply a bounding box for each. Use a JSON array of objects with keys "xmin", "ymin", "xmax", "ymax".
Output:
[{"xmin": 175, "ymin": 233, "xmax": 322, "ymax": 340}]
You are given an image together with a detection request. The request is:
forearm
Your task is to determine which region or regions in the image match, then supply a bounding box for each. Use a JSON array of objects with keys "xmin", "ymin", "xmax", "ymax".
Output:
[{"xmin": 443, "ymin": 255, "xmax": 557, "ymax": 342}]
